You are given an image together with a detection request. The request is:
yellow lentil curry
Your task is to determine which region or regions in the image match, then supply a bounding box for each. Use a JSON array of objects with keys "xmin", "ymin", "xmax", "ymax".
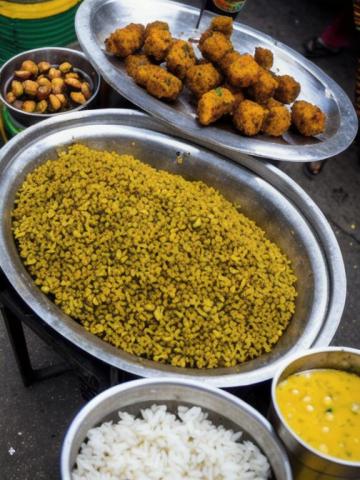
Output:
[
  {"xmin": 12, "ymin": 144, "xmax": 297, "ymax": 368},
  {"xmin": 276, "ymin": 369, "xmax": 360, "ymax": 461}
]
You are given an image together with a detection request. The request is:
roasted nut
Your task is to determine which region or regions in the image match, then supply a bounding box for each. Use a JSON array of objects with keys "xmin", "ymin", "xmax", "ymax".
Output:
[
  {"xmin": 70, "ymin": 91, "xmax": 86, "ymax": 104},
  {"xmin": 59, "ymin": 62, "xmax": 72, "ymax": 73},
  {"xmin": 11, "ymin": 80, "xmax": 24, "ymax": 97},
  {"xmin": 51, "ymin": 77, "xmax": 65, "ymax": 94},
  {"xmin": 65, "ymin": 77, "xmax": 82, "ymax": 89},
  {"xmin": 65, "ymin": 72, "xmax": 79, "ymax": 80},
  {"xmin": 38, "ymin": 61, "xmax": 51, "ymax": 74},
  {"xmin": 20, "ymin": 60, "xmax": 38, "ymax": 76},
  {"xmin": 81, "ymin": 82, "xmax": 91, "ymax": 99},
  {"xmin": 37, "ymin": 84, "xmax": 51, "ymax": 100},
  {"xmin": 49, "ymin": 93, "xmax": 61, "ymax": 111},
  {"xmin": 37, "ymin": 77, "xmax": 51, "ymax": 88},
  {"xmin": 22, "ymin": 100, "xmax": 36, "ymax": 112},
  {"xmin": 36, "ymin": 100, "xmax": 48, "ymax": 113},
  {"xmin": 48, "ymin": 67, "xmax": 62, "ymax": 79},
  {"xmin": 55, "ymin": 93, "xmax": 67, "ymax": 107},
  {"xmin": 5, "ymin": 91, "xmax": 16, "ymax": 103},
  {"xmin": 23, "ymin": 79, "xmax": 38, "ymax": 96},
  {"xmin": 14, "ymin": 70, "xmax": 32, "ymax": 80}
]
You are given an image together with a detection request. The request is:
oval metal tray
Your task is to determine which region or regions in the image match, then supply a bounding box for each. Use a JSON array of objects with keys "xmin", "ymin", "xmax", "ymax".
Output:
[
  {"xmin": 75, "ymin": 0, "xmax": 358, "ymax": 162},
  {"xmin": 0, "ymin": 109, "xmax": 346, "ymax": 387}
]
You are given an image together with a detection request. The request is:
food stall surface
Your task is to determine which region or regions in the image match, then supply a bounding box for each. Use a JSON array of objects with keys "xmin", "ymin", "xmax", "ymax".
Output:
[{"xmin": 0, "ymin": 0, "xmax": 359, "ymax": 478}]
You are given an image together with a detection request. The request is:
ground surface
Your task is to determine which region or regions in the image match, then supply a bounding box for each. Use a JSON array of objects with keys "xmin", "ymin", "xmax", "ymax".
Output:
[{"xmin": 0, "ymin": 0, "xmax": 359, "ymax": 478}]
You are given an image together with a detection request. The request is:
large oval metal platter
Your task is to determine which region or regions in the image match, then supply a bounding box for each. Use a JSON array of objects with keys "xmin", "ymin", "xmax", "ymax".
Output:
[
  {"xmin": 0, "ymin": 109, "xmax": 346, "ymax": 387},
  {"xmin": 75, "ymin": 0, "xmax": 358, "ymax": 162}
]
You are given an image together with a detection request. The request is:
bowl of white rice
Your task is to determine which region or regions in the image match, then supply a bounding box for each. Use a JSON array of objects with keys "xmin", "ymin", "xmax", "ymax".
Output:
[{"xmin": 61, "ymin": 378, "xmax": 292, "ymax": 479}]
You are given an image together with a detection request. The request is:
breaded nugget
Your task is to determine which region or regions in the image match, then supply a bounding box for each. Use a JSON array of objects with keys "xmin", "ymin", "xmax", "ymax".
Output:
[
  {"xmin": 219, "ymin": 50, "xmax": 242, "ymax": 74},
  {"xmin": 125, "ymin": 54, "xmax": 152, "ymax": 78},
  {"xmin": 210, "ymin": 16, "xmax": 233, "ymax": 37},
  {"xmin": 227, "ymin": 53, "xmax": 260, "ymax": 88},
  {"xmin": 134, "ymin": 65, "xmax": 161, "ymax": 87},
  {"xmin": 291, "ymin": 100, "xmax": 326, "ymax": 136},
  {"xmin": 197, "ymin": 87, "xmax": 235, "ymax": 125},
  {"xmin": 262, "ymin": 104, "xmax": 291, "ymax": 136},
  {"xmin": 105, "ymin": 23, "xmax": 145, "ymax": 58},
  {"xmin": 135, "ymin": 65, "xmax": 182, "ymax": 101},
  {"xmin": 144, "ymin": 28, "xmax": 173, "ymax": 62},
  {"xmin": 274, "ymin": 74, "xmax": 300, "ymax": 104},
  {"xmin": 262, "ymin": 97, "xmax": 283, "ymax": 109},
  {"xmin": 233, "ymin": 99, "xmax": 267, "ymax": 136},
  {"xmin": 166, "ymin": 40, "xmax": 196, "ymax": 79},
  {"xmin": 200, "ymin": 32, "xmax": 233, "ymax": 65},
  {"xmin": 144, "ymin": 21, "xmax": 169, "ymax": 38},
  {"xmin": 222, "ymin": 82, "xmax": 245, "ymax": 108},
  {"xmin": 186, "ymin": 63, "xmax": 223, "ymax": 98},
  {"xmin": 254, "ymin": 47, "xmax": 273, "ymax": 70},
  {"xmin": 247, "ymin": 67, "xmax": 279, "ymax": 102}
]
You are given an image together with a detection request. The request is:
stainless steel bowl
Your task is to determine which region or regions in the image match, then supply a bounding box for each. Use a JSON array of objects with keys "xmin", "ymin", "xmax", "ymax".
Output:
[
  {"xmin": 61, "ymin": 378, "xmax": 293, "ymax": 479},
  {"xmin": 0, "ymin": 47, "xmax": 100, "ymax": 127},
  {"xmin": 270, "ymin": 347, "xmax": 360, "ymax": 479},
  {"xmin": 0, "ymin": 109, "xmax": 346, "ymax": 387}
]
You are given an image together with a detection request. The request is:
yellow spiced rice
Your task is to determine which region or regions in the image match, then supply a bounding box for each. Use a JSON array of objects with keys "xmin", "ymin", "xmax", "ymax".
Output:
[{"xmin": 12, "ymin": 144, "xmax": 297, "ymax": 368}]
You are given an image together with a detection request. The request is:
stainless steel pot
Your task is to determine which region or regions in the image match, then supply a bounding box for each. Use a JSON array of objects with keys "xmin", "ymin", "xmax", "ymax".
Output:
[
  {"xmin": 61, "ymin": 378, "xmax": 293, "ymax": 479},
  {"xmin": 0, "ymin": 109, "xmax": 346, "ymax": 387},
  {"xmin": 0, "ymin": 47, "xmax": 100, "ymax": 127},
  {"xmin": 270, "ymin": 347, "xmax": 360, "ymax": 479}
]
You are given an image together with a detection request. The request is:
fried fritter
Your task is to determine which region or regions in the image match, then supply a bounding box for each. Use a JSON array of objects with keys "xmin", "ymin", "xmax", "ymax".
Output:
[
  {"xmin": 222, "ymin": 82, "xmax": 245, "ymax": 108},
  {"xmin": 247, "ymin": 67, "xmax": 279, "ymax": 103},
  {"xmin": 262, "ymin": 97, "xmax": 284, "ymax": 109},
  {"xmin": 144, "ymin": 28, "xmax": 173, "ymax": 62},
  {"xmin": 134, "ymin": 65, "xmax": 182, "ymax": 101},
  {"xmin": 200, "ymin": 32, "xmax": 233, "ymax": 65},
  {"xmin": 233, "ymin": 99, "xmax": 267, "ymax": 136},
  {"xmin": 105, "ymin": 23, "xmax": 145, "ymax": 58},
  {"xmin": 125, "ymin": 54, "xmax": 152, "ymax": 78},
  {"xmin": 274, "ymin": 74, "xmax": 300, "ymax": 104},
  {"xmin": 291, "ymin": 100, "xmax": 326, "ymax": 136},
  {"xmin": 254, "ymin": 47, "xmax": 273, "ymax": 70},
  {"xmin": 262, "ymin": 104, "xmax": 291, "ymax": 136},
  {"xmin": 226, "ymin": 53, "xmax": 260, "ymax": 88},
  {"xmin": 144, "ymin": 21, "xmax": 169, "ymax": 38},
  {"xmin": 199, "ymin": 16, "xmax": 233, "ymax": 47},
  {"xmin": 219, "ymin": 50, "xmax": 242, "ymax": 74},
  {"xmin": 165, "ymin": 40, "xmax": 196, "ymax": 79},
  {"xmin": 186, "ymin": 63, "xmax": 223, "ymax": 98},
  {"xmin": 197, "ymin": 87, "xmax": 235, "ymax": 125}
]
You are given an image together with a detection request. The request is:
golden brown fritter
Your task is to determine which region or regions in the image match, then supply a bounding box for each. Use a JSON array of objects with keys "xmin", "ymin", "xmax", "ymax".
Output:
[
  {"xmin": 219, "ymin": 50, "xmax": 242, "ymax": 74},
  {"xmin": 199, "ymin": 29, "xmax": 213, "ymax": 48},
  {"xmin": 262, "ymin": 97, "xmax": 284, "ymax": 109},
  {"xmin": 105, "ymin": 23, "xmax": 145, "ymax": 58},
  {"xmin": 134, "ymin": 65, "xmax": 182, "ymax": 101},
  {"xmin": 254, "ymin": 47, "xmax": 273, "ymax": 70},
  {"xmin": 210, "ymin": 15, "xmax": 233, "ymax": 37},
  {"xmin": 262, "ymin": 104, "xmax": 291, "ymax": 136},
  {"xmin": 233, "ymin": 99, "xmax": 267, "ymax": 136},
  {"xmin": 222, "ymin": 82, "xmax": 245, "ymax": 108},
  {"xmin": 134, "ymin": 64, "xmax": 161, "ymax": 87},
  {"xmin": 291, "ymin": 100, "xmax": 326, "ymax": 136},
  {"xmin": 197, "ymin": 87, "xmax": 235, "ymax": 125},
  {"xmin": 165, "ymin": 39, "xmax": 196, "ymax": 79},
  {"xmin": 226, "ymin": 53, "xmax": 260, "ymax": 88},
  {"xmin": 200, "ymin": 32, "xmax": 233, "ymax": 65},
  {"xmin": 186, "ymin": 63, "xmax": 223, "ymax": 98},
  {"xmin": 144, "ymin": 20, "xmax": 169, "ymax": 38},
  {"xmin": 144, "ymin": 28, "xmax": 173, "ymax": 62},
  {"xmin": 274, "ymin": 74, "xmax": 300, "ymax": 104},
  {"xmin": 125, "ymin": 54, "xmax": 152, "ymax": 78},
  {"xmin": 247, "ymin": 67, "xmax": 279, "ymax": 103}
]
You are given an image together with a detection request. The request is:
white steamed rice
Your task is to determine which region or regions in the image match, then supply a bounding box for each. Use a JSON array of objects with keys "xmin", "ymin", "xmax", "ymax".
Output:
[{"xmin": 72, "ymin": 404, "xmax": 271, "ymax": 480}]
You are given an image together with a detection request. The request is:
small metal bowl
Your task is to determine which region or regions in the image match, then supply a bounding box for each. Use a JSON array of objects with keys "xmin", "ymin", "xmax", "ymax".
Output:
[
  {"xmin": 0, "ymin": 47, "xmax": 100, "ymax": 127},
  {"xmin": 61, "ymin": 378, "xmax": 292, "ymax": 479},
  {"xmin": 270, "ymin": 347, "xmax": 360, "ymax": 479}
]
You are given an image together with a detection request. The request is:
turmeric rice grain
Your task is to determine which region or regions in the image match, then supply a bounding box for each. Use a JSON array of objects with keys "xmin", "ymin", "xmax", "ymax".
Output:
[{"xmin": 12, "ymin": 144, "xmax": 297, "ymax": 368}]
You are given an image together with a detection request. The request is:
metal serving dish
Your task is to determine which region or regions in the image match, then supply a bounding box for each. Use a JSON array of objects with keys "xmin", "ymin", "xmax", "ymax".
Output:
[
  {"xmin": 75, "ymin": 0, "xmax": 358, "ymax": 162},
  {"xmin": 61, "ymin": 378, "xmax": 293, "ymax": 479},
  {"xmin": 0, "ymin": 109, "xmax": 346, "ymax": 387},
  {"xmin": 270, "ymin": 347, "xmax": 360, "ymax": 479},
  {"xmin": 0, "ymin": 47, "xmax": 100, "ymax": 127}
]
